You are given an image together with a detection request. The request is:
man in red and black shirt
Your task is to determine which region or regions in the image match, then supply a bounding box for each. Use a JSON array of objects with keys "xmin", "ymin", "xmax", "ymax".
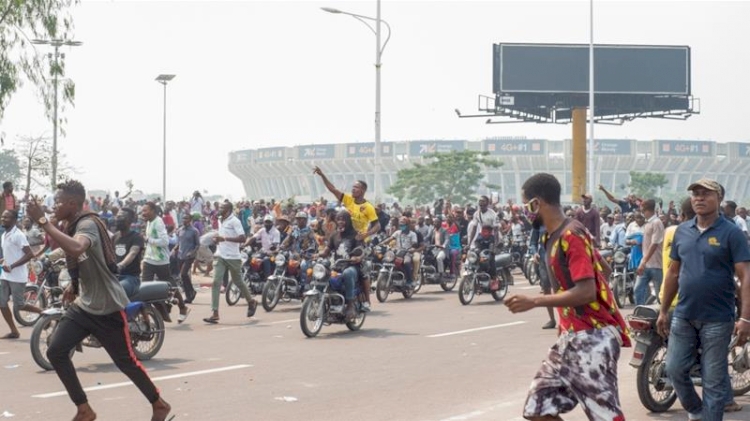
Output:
[{"xmin": 506, "ymin": 173, "xmax": 629, "ymax": 421}]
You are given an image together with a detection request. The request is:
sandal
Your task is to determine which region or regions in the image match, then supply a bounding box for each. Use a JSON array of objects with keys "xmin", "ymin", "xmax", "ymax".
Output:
[
  {"xmin": 1, "ymin": 332, "xmax": 20, "ymax": 339},
  {"xmin": 725, "ymin": 401, "xmax": 742, "ymax": 412},
  {"xmin": 202, "ymin": 317, "xmax": 219, "ymax": 324}
]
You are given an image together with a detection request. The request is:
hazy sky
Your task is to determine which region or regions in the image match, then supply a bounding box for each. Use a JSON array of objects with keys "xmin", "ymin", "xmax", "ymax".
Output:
[{"xmin": 2, "ymin": 0, "xmax": 748, "ymax": 200}]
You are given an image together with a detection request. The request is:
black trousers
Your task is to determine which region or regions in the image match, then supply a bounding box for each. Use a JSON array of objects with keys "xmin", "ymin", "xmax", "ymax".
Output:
[
  {"xmin": 47, "ymin": 304, "xmax": 160, "ymax": 406},
  {"xmin": 179, "ymin": 257, "xmax": 196, "ymax": 300}
]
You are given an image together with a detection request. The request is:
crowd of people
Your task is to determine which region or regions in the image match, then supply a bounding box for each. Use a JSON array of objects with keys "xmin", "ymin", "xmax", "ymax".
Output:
[{"xmin": 0, "ymin": 169, "xmax": 749, "ymax": 421}]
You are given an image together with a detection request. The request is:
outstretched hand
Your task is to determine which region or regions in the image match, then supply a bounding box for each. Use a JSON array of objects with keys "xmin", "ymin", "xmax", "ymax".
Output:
[
  {"xmin": 313, "ymin": 166, "xmax": 324, "ymax": 176},
  {"xmin": 26, "ymin": 196, "xmax": 45, "ymax": 221}
]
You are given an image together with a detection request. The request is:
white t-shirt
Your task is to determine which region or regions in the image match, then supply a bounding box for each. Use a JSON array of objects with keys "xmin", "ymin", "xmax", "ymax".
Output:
[
  {"xmin": 217, "ymin": 215, "xmax": 245, "ymax": 260},
  {"xmin": 734, "ymin": 215, "xmax": 748, "ymax": 233},
  {"xmin": 1, "ymin": 226, "xmax": 30, "ymax": 283}
]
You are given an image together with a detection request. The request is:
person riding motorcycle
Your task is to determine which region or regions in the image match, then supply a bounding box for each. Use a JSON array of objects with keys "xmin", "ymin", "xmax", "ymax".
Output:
[
  {"xmin": 245, "ymin": 215, "xmax": 280, "ymax": 279},
  {"xmin": 318, "ymin": 211, "xmax": 363, "ymax": 322},
  {"xmin": 280, "ymin": 211, "xmax": 318, "ymax": 289},
  {"xmin": 276, "ymin": 215, "xmax": 293, "ymax": 245},
  {"xmin": 382, "ymin": 216, "xmax": 419, "ymax": 288},
  {"xmin": 471, "ymin": 196, "xmax": 500, "ymax": 285}
]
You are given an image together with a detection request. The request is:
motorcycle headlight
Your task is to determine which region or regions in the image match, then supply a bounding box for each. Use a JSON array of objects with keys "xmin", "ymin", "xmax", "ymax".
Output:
[
  {"xmin": 275, "ymin": 253, "xmax": 286, "ymax": 266},
  {"xmin": 58, "ymin": 269, "xmax": 71, "ymax": 288},
  {"xmin": 30, "ymin": 261, "xmax": 43, "ymax": 276},
  {"xmin": 312, "ymin": 264, "xmax": 326, "ymax": 280},
  {"xmin": 467, "ymin": 251, "xmax": 478, "ymax": 264},
  {"xmin": 384, "ymin": 250, "xmax": 395, "ymax": 262},
  {"xmin": 614, "ymin": 251, "xmax": 626, "ymax": 264}
]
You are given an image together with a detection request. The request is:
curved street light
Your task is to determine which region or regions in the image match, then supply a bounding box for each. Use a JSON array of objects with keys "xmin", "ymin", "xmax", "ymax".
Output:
[{"xmin": 322, "ymin": 2, "xmax": 392, "ymax": 200}]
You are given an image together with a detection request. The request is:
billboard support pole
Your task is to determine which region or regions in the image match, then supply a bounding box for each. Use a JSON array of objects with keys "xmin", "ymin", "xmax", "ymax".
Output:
[
  {"xmin": 572, "ymin": 108, "xmax": 587, "ymax": 201},
  {"xmin": 588, "ymin": 0, "xmax": 596, "ymax": 196}
]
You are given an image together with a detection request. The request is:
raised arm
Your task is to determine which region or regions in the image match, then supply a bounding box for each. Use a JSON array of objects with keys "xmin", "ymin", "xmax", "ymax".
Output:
[
  {"xmin": 598, "ymin": 184, "xmax": 620, "ymax": 205},
  {"xmin": 313, "ymin": 166, "xmax": 343, "ymax": 201}
]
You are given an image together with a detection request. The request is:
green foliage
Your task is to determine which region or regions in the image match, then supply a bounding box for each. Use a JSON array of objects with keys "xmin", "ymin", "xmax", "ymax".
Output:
[
  {"xmin": 628, "ymin": 171, "xmax": 669, "ymax": 200},
  {"xmin": 0, "ymin": 148, "xmax": 21, "ymax": 186},
  {"xmin": 0, "ymin": 0, "xmax": 78, "ymax": 123},
  {"xmin": 388, "ymin": 150, "xmax": 503, "ymax": 205}
]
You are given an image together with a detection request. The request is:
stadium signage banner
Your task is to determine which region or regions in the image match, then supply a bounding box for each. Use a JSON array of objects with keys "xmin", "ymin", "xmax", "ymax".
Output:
[
  {"xmin": 656, "ymin": 140, "xmax": 714, "ymax": 157},
  {"xmin": 729, "ymin": 142, "xmax": 750, "ymax": 159},
  {"xmin": 484, "ymin": 139, "xmax": 545, "ymax": 155},
  {"xmin": 594, "ymin": 139, "xmax": 632, "ymax": 155},
  {"xmin": 254, "ymin": 147, "xmax": 285, "ymax": 162},
  {"xmin": 298, "ymin": 144, "xmax": 336, "ymax": 160},
  {"xmin": 409, "ymin": 140, "xmax": 465, "ymax": 157},
  {"xmin": 345, "ymin": 142, "xmax": 394, "ymax": 158},
  {"xmin": 231, "ymin": 150, "xmax": 252, "ymax": 163}
]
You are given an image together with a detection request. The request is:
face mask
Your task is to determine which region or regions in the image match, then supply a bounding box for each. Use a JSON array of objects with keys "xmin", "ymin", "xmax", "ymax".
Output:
[
  {"xmin": 524, "ymin": 199, "xmax": 539, "ymax": 223},
  {"xmin": 400, "ymin": 224, "xmax": 409, "ymax": 232},
  {"xmin": 115, "ymin": 221, "xmax": 129, "ymax": 231}
]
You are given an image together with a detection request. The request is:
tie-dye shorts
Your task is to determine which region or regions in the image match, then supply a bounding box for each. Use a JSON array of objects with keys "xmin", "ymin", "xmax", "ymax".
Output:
[{"xmin": 523, "ymin": 326, "xmax": 626, "ymax": 421}]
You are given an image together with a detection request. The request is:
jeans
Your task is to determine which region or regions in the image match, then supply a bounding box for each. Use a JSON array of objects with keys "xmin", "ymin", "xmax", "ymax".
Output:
[
  {"xmin": 117, "ymin": 274, "xmax": 141, "ymax": 299},
  {"xmin": 211, "ymin": 257, "xmax": 252, "ymax": 312},
  {"xmin": 178, "ymin": 257, "xmax": 196, "ymax": 300},
  {"xmin": 342, "ymin": 266, "xmax": 358, "ymax": 301},
  {"xmin": 634, "ymin": 267, "xmax": 663, "ymax": 305},
  {"xmin": 665, "ymin": 317, "xmax": 734, "ymax": 421},
  {"xmin": 262, "ymin": 257, "xmax": 274, "ymax": 278},
  {"xmin": 299, "ymin": 259, "xmax": 310, "ymax": 286}
]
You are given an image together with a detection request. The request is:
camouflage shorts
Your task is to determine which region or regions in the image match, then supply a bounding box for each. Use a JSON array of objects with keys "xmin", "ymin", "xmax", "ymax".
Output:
[{"xmin": 523, "ymin": 326, "xmax": 625, "ymax": 421}]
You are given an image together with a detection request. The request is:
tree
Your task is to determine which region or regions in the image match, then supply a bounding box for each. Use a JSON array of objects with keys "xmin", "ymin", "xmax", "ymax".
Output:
[
  {"xmin": 0, "ymin": 0, "xmax": 78, "ymax": 122},
  {"xmin": 388, "ymin": 150, "xmax": 503, "ymax": 205},
  {"xmin": 14, "ymin": 134, "xmax": 75, "ymax": 194},
  {"xmin": 0, "ymin": 148, "xmax": 21, "ymax": 186},
  {"xmin": 628, "ymin": 171, "xmax": 668, "ymax": 200}
]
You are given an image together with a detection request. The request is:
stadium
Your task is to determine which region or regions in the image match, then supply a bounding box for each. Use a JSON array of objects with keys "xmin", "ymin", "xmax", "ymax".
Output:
[{"xmin": 227, "ymin": 138, "xmax": 750, "ymax": 204}]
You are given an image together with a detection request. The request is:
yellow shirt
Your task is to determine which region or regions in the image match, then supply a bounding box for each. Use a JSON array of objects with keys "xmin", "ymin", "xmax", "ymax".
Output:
[
  {"xmin": 658, "ymin": 225, "xmax": 679, "ymax": 308},
  {"xmin": 341, "ymin": 194, "xmax": 378, "ymax": 235}
]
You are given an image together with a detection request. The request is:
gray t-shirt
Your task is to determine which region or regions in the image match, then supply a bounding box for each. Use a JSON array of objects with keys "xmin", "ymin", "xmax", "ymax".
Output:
[{"xmin": 74, "ymin": 218, "xmax": 130, "ymax": 315}]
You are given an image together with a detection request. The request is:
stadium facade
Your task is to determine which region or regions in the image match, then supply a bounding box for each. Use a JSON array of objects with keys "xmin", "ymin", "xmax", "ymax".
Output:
[{"xmin": 228, "ymin": 139, "xmax": 750, "ymax": 204}]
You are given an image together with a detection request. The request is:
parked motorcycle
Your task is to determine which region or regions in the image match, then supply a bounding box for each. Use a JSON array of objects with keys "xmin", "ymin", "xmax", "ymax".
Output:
[
  {"xmin": 227, "ymin": 245, "xmax": 267, "ymax": 306},
  {"xmin": 299, "ymin": 257, "xmax": 366, "ymax": 338},
  {"xmin": 30, "ymin": 281, "xmax": 174, "ymax": 371},
  {"xmin": 418, "ymin": 245, "xmax": 458, "ymax": 292},
  {"xmin": 262, "ymin": 251, "xmax": 307, "ymax": 312},
  {"xmin": 15, "ymin": 257, "xmax": 68, "ymax": 327},
  {"xmin": 609, "ymin": 246, "xmax": 635, "ymax": 308},
  {"xmin": 458, "ymin": 249, "xmax": 513, "ymax": 305},
  {"xmin": 375, "ymin": 248, "xmax": 420, "ymax": 302},
  {"xmin": 627, "ymin": 305, "xmax": 750, "ymax": 412}
]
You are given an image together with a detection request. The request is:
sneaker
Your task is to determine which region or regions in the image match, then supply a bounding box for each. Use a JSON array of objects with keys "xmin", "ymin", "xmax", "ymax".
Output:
[
  {"xmin": 247, "ymin": 300, "xmax": 258, "ymax": 317},
  {"xmin": 542, "ymin": 320, "xmax": 556, "ymax": 330},
  {"xmin": 178, "ymin": 307, "xmax": 191, "ymax": 324},
  {"xmin": 362, "ymin": 302, "xmax": 371, "ymax": 313}
]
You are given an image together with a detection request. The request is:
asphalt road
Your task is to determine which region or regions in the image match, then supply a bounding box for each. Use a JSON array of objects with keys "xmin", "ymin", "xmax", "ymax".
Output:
[{"xmin": 3, "ymin": 272, "xmax": 750, "ymax": 421}]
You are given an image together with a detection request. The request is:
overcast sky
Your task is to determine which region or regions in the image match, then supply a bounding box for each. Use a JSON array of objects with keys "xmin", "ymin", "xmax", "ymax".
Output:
[{"xmin": 2, "ymin": 0, "xmax": 748, "ymax": 200}]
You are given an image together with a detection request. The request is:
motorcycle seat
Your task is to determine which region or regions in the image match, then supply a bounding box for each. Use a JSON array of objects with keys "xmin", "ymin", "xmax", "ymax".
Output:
[
  {"xmin": 495, "ymin": 253, "xmax": 512, "ymax": 267},
  {"xmin": 130, "ymin": 281, "xmax": 171, "ymax": 302}
]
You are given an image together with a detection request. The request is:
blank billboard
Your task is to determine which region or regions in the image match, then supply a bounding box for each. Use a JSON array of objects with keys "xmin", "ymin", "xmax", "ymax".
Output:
[{"xmin": 493, "ymin": 43, "xmax": 690, "ymax": 95}]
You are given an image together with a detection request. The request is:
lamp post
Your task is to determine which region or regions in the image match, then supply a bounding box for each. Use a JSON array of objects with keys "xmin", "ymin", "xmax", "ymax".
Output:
[
  {"xmin": 588, "ymin": 0, "xmax": 595, "ymax": 194},
  {"xmin": 31, "ymin": 39, "xmax": 82, "ymax": 189},
  {"xmin": 155, "ymin": 74, "xmax": 176, "ymax": 202},
  {"xmin": 322, "ymin": 2, "xmax": 392, "ymax": 200}
]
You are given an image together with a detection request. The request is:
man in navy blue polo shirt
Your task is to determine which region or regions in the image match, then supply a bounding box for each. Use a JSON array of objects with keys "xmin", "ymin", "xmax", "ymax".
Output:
[{"xmin": 657, "ymin": 178, "xmax": 750, "ymax": 421}]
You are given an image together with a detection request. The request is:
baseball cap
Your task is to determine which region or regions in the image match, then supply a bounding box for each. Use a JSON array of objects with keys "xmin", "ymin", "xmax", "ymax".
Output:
[
  {"xmin": 263, "ymin": 215, "xmax": 274, "ymax": 222},
  {"xmin": 581, "ymin": 193, "xmax": 593, "ymax": 200},
  {"xmin": 295, "ymin": 211, "xmax": 308, "ymax": 219},
  {"xmin": 687, "ymin": 178, "xmax": 721, "ymax": 193}
]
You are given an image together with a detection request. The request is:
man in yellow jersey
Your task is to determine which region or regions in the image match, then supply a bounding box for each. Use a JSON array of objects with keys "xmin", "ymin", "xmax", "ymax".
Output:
[
  {"xmin": 659, "ymin": 198, "xmax": 695, "ymax": 308},
  {"xmin": 314, "ymin": 166, "xmax": 381, "ymax": 311}
]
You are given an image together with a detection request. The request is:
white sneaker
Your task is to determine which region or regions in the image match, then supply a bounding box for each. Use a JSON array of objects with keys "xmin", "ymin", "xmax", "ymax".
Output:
[{"xmin": 362, "ymin": 302, "xmax": 371, "ymax": 312}]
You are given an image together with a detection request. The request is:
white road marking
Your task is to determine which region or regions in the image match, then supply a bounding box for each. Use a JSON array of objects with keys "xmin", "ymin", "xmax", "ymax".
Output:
[
  {"xmin": 269, "ymin": 318, "xmax": 297, "ymax": 325},
  {"xmin": 439, "ymin": 399, "xmax": 524, "ymax": 421},
  {"xmin": 427, "ymin": 321, "xmax": 527, "ymax": 338},
  {"xmin": 32, "ymin": 364, "xmax": 252, "ymax": 399},
  {"xmin": 515, "ymin": 286, "xmax": 540, "ymax": 290},
  {"xmin": 0, "ymin": 352, "xmax": 9, "ymax": 355}
]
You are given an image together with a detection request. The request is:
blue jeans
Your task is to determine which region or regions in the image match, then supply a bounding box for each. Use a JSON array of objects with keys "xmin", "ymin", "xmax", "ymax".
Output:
[
  {"xmin": 665, "ymin": 317, "xmax": 734, "ymax": 421},
  {"xmin": 262, "ymin": 257, "xmax": 274, "ymax": 278},
  {"xmin": 117, "ymin": 274, "xmax": 141, "ymax": 299},
  {"xmin": 634, "ymin": 267, "xmax": 662, "ymax": 305},
  {"xmin": 342, "ymin": 267, "xmax": 358, "ymax": 301},
  {"xmin": 299, "ymin": 260, "xmax": 310, "ymax": 286}
]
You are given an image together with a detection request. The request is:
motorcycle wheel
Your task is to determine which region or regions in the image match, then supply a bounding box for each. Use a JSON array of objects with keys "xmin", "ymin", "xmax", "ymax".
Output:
[
  {"xmin": 225, "ymin": 282, "xmax": 241, "ymax": 306},
  {"xmin": 30, "ymin": 313, "xmax": 63, "ymax": 371},
  {"xmin": 413, "ymin": 273, "xmax": 423, "ymax": 293},
  {"xmin": 527, "ymin": 262, "xmax": 539, "ymax": 285},
  {"xmin": 729, "ymin": 339, "xmax": 750, "ymax": 396},
  {"xmin": 440, "ymin": 275, "xmax": 458, "ymax": 292},
  {"xmin": 612, "ymin": 275, "xmax": 628, "ymax": 309},
  {"xmin": 15, "ymin": 285, "xmax": 47, "ymax": 327},
  {"xmin": 375, "ymin": 274, "xmax": 390, "ymax": 303},
  {"xmin": 131, "ymin": 305, "xmax": 165, "ymax": 361},
  {"xmin": 300, "ymin": 296, "xmax": 323, "ymax": 338},
  {"xmin": 636, "ymin": 344, "xmax": 677, "ymax": 412},
  {"xmin": 458, "ymin": 276, "xmax": 475, "ymax": 305},
  {"xmin": 262, "ymin": 279, "xmax": 282, "ymax": 312},
  {"xmin": 492, "ymin": 272, "xmax": 511, "ymax": 302},
  {"xmin": 346, "ymin": 308, "xmax": 366, "ymax": 331}
]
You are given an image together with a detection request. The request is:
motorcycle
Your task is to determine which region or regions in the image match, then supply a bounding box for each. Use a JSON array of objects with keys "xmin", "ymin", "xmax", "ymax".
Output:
[
  {"xmin": 227, "ymin": 245, "xmax": 267, "ymax": 306},
  {"xmin": 458, "ymin": 248, "xmax": 513, "ymax": 305},
  {"xmin": 375, "ymin": 248, "xmax": 420, "ymax": 303},
  {"xmin": 30, "ymin": 280, "xmax": 174, "ymax": 371},
  {"xmin": 299, "ymin": 257, "xmax": 367, "ymax": 338},
  {"xmin": 627, "ymin": 305, "xmax": 750, "ymax": 412},
  {"xmin": 417, "ymin": 245, "xmax": 459, "ymax": 292},
  {"xmin": 523, "ymin": 249, "xmax": 539, "ymax": 286},
  {"xmin": 261, "ymin": 250, "xmax": 308, "ymax": 312},
  {"xmin": 14, "ymin": 257, "xmax": 68, "ymax": 327},
  {"xmin": 609, "ymin": 246, "xmax": 635, "ymax": 308}
]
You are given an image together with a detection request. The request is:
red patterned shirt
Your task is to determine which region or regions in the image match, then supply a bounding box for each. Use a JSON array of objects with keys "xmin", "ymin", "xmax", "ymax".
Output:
[{"xmin": 544, "ymin": 219, "xmax": 631, "ymax": 347}]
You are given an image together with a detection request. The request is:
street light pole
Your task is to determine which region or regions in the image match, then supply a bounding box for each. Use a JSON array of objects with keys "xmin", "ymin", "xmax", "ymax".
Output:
[
  {"xmin": 588, "ymin": 0, "xmax": 596, "ymax": 194},
  {"xmin": 31, "ymin": 39, "xmax": 82, "ymax": 189},
  {"xmin": 155, "ymin": 74, "xmax": 176, "ymax": 202},
  {"xmin": 322, "ymin": 2, "xmax": 391, "ymax": 201}
]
